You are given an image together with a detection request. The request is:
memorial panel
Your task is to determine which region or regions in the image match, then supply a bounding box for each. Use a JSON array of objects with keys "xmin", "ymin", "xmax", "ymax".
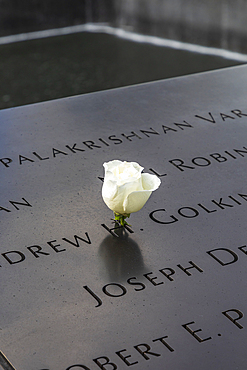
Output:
[{"xmin": 1, "ymin": 65, "xmax": 247, "ymax": 369}]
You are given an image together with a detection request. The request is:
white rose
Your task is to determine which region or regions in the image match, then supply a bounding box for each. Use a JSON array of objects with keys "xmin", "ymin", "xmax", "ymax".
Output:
[{"xmin": 102, "ymin": 160, "xmax": 161, "ymax": 215}]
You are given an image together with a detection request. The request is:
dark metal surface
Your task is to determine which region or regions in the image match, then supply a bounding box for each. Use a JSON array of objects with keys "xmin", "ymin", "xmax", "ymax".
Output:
[{"xmin": 1, "ymin": 65, "xmax": 247, "ymax": 369}]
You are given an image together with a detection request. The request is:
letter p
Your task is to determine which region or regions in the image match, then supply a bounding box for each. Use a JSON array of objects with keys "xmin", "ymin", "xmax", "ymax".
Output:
[
  {"xmin": 0, "ymin": 158, "xmax": 12, "ymax": 168},
  {"xmin": 222, "ymin": 309, "xmax": 244, "ymax": 329}
]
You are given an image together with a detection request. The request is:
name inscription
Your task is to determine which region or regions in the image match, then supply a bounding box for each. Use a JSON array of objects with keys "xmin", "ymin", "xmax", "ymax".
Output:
[
  {"xmin": 41, "ymin": 307, "xmax": 244, "ymax": 370},
  {"xmin": 83, "ymin": 243, "xmax": 247, "ymax": 308},
  {"xmin": 150, "ymin": 191, "xmax": 247, "ymax": 224},
  {"xmin": 1, "ymin": 190, "xmax": 246, "ymax": 268},
  {"xmin": 1, "ymin": 108, "xmax": 247, "ymax": 369},
  {"xmin": 1, "ymin": 109, "xmax": 246, "ymax": 169}
]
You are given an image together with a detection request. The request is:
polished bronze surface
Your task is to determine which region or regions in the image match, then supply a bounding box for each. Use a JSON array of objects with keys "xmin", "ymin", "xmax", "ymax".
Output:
[{"xmin": 0, "ymin": 65, "xmax": 247, "ymax": 369}]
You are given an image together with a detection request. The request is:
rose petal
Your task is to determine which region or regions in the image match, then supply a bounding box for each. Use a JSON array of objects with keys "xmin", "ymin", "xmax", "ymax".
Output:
[
  {"xmin": 103, "ymin": 160, "xmax": 122, "ymax": 173},
  {"xmin": 123, "ymin": 189, "xmax": 152, "ymax": 213},
  {"xmin": 141, "ymin": 173, "xmax": 161, "ymax": 191},
  {"xmin": 103, "ymin": 176, "xmax": 143, "ymax": 214},
  {"xmin": 122, "ymin": 174, "xmax": 161, "ymax": 213},
  {"xmin": 102, "ymin": 179, "xmax": 118, "ymax": 204}
]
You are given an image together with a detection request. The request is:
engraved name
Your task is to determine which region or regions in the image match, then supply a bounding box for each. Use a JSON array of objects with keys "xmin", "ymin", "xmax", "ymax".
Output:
[
  {"xmin": 0, "ymin": 109, "xmax": 246, "ymax": 169},
  {"xmin": 0, "ymin": 233, "xmax": 91, "ymax": 267},
  {"xmin": 83, "ymin": 241, "xmax": 247, "ymax": 309},
  {"xmin": 169, "ymin": 145, "xmax": 247, "ymax": 172},
  {"xmin": 43, "ymin": 307, "xmax": 244, "ymax": 370},
  {"xmin": 150, "ymin": 191, "xmax": 247, "ymax": 224}
]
